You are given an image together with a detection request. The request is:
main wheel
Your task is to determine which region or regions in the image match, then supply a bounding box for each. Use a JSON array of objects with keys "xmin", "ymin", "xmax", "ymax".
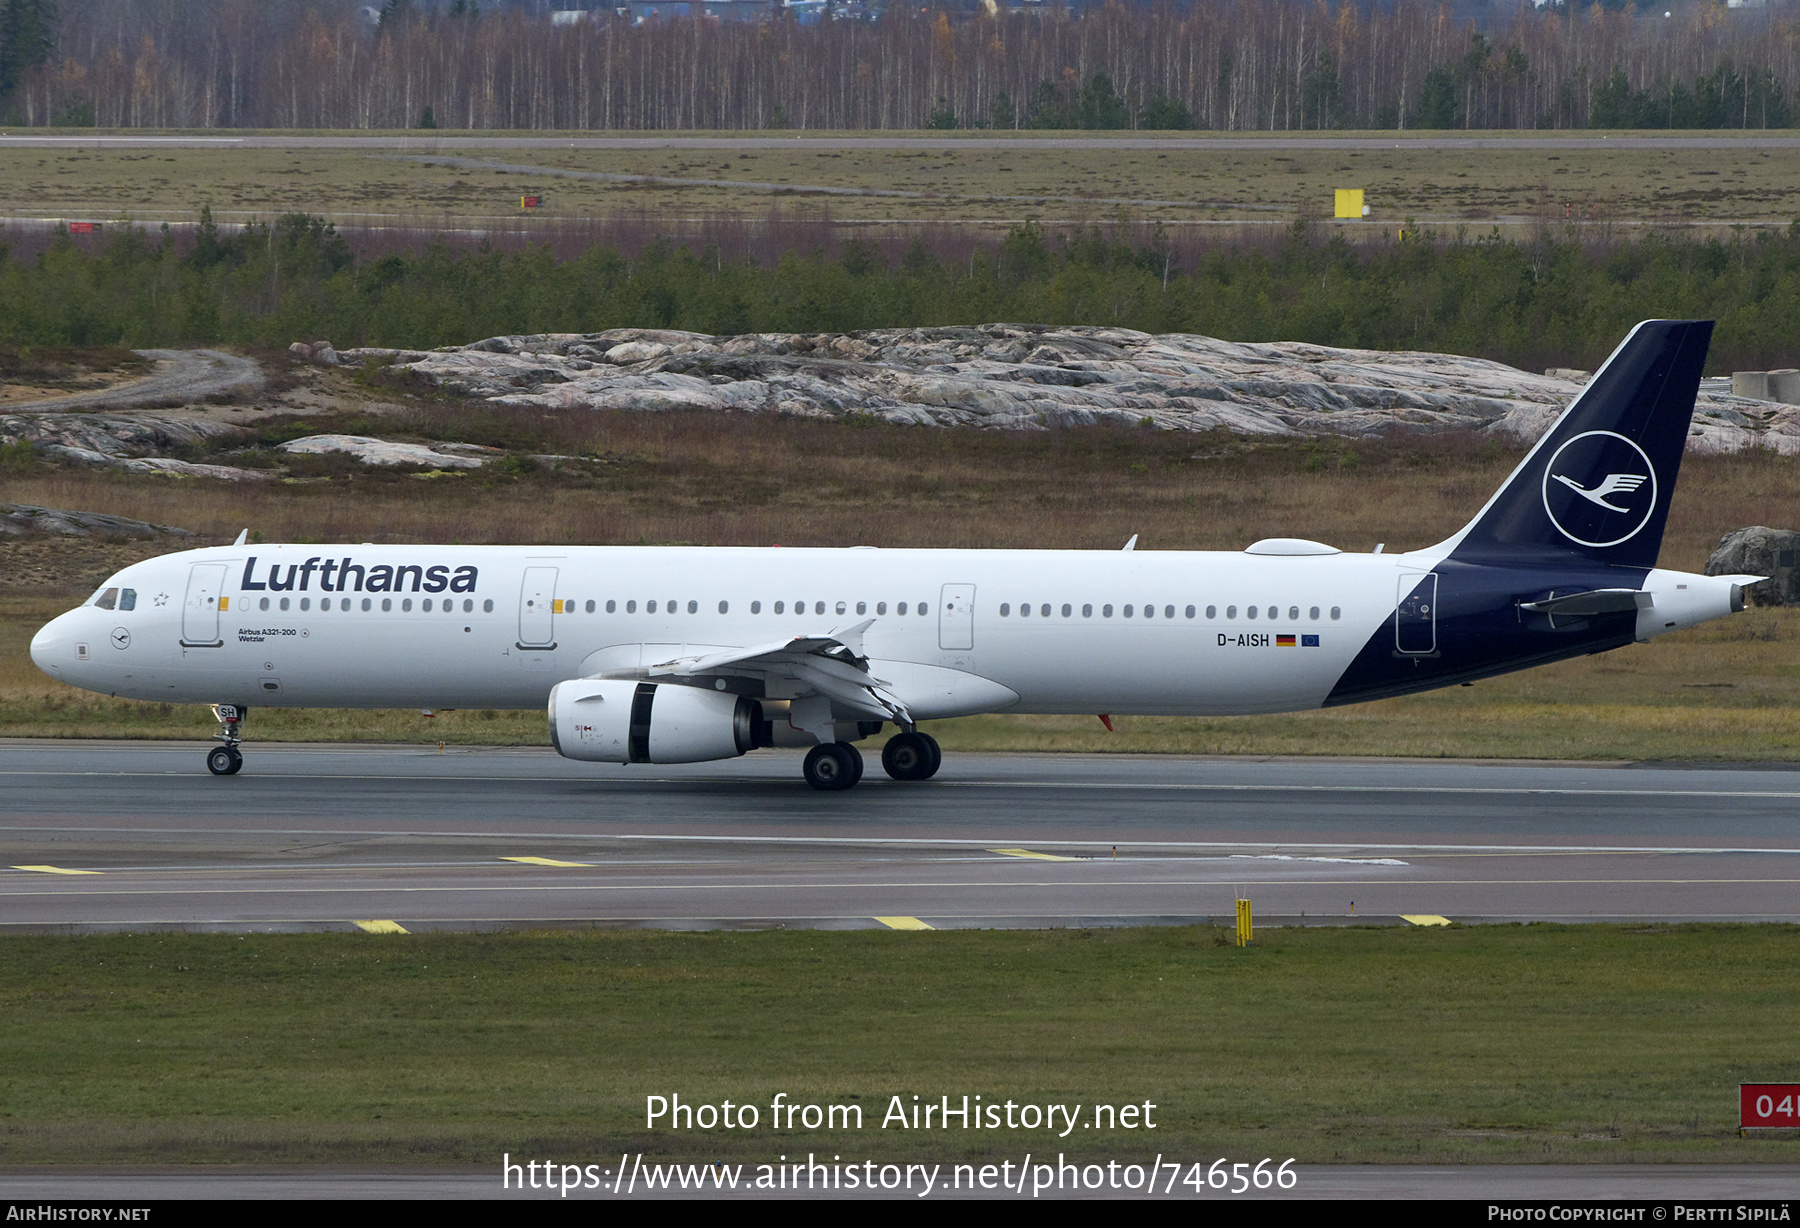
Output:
[
  {"xmin": 803, "ymin": 743, "xmax": 860, "ymax": 791},
  {"xmin": 207, "ymin": 746, "xmax": 241, "ymax": 776},
  {"xmin": 882, "ymin": 731, "xmax": 940, "ymax": 781},
  {"xmin": 920, "ymin": 732, "xmax": 942, "ymax": 778},
  {"xmin": 846, "ymin": 743, "xmax": 864, "ymax": 785}
]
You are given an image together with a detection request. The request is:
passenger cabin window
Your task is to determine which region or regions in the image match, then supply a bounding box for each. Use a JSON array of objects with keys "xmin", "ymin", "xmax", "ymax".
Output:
[
  {"xmin": 260, "ymin": 597, "xmax": 271, "ymax": 611},
  {"xmin": 897, "ymin": 602, "xmax": 908, "ymax": 615},
  {"xmin": 751, "ymin": 601, "xmax": 761, "ymax": 614},
  {"xmin": 1330, "ymin": 606, "xmax": 1342, "ymax": 620}
]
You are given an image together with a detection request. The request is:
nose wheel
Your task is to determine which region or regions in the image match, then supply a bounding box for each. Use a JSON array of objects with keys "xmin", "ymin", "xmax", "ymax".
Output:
[
  {"xmin": 207, "ymin": 703, "xmax": 245, "ymax": 776},
  {"xmin": 880, "ymin": 731, "xmax": 941, "ymax": 781},
  {"xmin": 803, "ymin": 742, "xmax": 864, "ymax": 791}
]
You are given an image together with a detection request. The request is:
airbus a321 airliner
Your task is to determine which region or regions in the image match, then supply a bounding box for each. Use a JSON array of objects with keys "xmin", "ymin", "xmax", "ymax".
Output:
[{"xmin": 32, "ymin": 320, "xmax": 1759, "ymax": 789}]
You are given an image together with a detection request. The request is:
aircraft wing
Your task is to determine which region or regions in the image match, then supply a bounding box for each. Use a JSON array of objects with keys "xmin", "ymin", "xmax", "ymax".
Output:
[{"xmin": 643, "ymin": 619, "xmax": 914, "ymax": 726}]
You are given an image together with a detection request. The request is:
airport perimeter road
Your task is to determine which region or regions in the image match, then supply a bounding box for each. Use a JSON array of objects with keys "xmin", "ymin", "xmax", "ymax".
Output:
[
  {"xmin": 3, "ymin": 742, "xmax": 1799, "ymax": 932},
  {"xmin": 5, "ymin": 134, "xmax": 1800, "ymax": 152}
]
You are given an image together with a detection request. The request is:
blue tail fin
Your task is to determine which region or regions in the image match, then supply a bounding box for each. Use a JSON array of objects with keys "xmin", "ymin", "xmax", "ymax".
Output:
[{"xmin": 1444, "ymin": 319, "xmax": 1713, "ymax": 570}]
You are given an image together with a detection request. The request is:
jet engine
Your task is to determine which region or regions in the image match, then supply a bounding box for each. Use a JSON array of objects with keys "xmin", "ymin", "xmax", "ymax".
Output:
[{"xmin": 548, "ymin": 679, "xmax": 762, "ymax": 764}]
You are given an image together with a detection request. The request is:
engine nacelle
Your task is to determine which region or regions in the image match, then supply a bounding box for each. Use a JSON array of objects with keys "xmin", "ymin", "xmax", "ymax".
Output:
[{"xmin": 548, "ymin": 679, "xmax": 760, "ymax": 764}]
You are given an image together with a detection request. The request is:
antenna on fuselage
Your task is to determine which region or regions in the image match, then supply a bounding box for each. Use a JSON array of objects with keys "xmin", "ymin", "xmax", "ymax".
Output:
[
  {"xmin": 233, "ymin": 529, "xmax": 248, "ymax": 546},
  {"xmin": 1122, "ymin": 535, "xmax": 1138, "ymax": 552}
]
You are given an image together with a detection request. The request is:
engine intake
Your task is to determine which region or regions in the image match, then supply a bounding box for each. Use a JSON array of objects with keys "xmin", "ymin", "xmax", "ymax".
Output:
[{"xmin": 549, "ymin": 680, "xmax": 761, "ymax": 764}]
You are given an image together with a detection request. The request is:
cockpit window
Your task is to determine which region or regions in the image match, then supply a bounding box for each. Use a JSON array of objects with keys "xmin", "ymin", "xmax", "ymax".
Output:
[
  {"xmin": 119, "ymin": 589, "xmax": 137, "ymax": 611},
  {"xmin": 94, "ymin": 587, "xmax": 118, "ymax": 610}
]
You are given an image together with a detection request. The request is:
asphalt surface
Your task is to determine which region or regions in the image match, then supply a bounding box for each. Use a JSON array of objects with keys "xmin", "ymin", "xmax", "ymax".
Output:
[
  {"xmin": 5, "ymin": 740, "xmax": 1799, "ymax": 933},
  {"xmin": 5, "ymin": 134, "xmax": 1800, "ymax": 150}
]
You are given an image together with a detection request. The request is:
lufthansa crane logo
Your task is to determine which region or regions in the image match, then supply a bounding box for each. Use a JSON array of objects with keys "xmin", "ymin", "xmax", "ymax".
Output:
[{"xmin": 1541, "ymin": 430, "xmax": 1658, "ymax": 548}]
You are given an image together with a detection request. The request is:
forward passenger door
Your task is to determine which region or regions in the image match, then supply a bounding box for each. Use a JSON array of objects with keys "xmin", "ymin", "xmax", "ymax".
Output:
[{"xmin": 518, "ymin": 567, "xmax": 559, "ymax": 648}]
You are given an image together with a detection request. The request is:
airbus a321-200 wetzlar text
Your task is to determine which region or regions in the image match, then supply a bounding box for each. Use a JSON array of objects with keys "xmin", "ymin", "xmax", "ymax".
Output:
[{"xmin": 31, "ymin": 320, "xmax": 1761, "ymax": 790}]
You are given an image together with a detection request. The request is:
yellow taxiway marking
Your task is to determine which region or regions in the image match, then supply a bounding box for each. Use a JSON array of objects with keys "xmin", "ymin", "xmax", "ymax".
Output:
[
  {"xmin": 1401, "ymin": 914, "xmax": 1453, "ymax": 927},
  {"xmin": 352, "ymin": 919, "xmax": 409, "ymax": 934},
  {"xmin": 501, "ymin": 856, "xmax": 594, "ymax": 868},
  {"xmin": 989, "ymin": 848, "xmax": 1078, "ymax": 862},
  {"xmin": 12, "ymin": 865, "xmax": 101, "ymax": 875},
  {"xmin": 875, "ymin": 916, "xmax": 935, "ymax": 930}
]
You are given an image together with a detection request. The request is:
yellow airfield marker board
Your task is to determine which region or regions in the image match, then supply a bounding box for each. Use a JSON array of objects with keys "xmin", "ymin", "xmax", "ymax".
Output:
[
  {"xmin": 12, "ymin": 865, "xmax": 101, "ymax": 875},
  {"xmin": 352, "ymin": 920, "xmax": 409, "ymax": 934},
  {"xmin": 1401, "ymin": 914, "xmax": 1453, "ymax": 927},
  {"xmin": 1334, "ymin": 188, "xmax": 1366, "ymax": 219},
  {"xmin": 502, "ymin": 856, "xmax": 593, "ymax": 867},
  {"xmin": 875, "ymin": 916, "xmax": 935, "ymax": 930},
  {"xmin": 989, "ymin": 848, "xmax": 1078, "ymax": 862}
]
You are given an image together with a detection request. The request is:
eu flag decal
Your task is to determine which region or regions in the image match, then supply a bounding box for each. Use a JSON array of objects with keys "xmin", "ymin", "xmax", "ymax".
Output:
[
  {"xmin": 1276, "ymin": 634, "xmax": 1297, "ymax": 647},
  {"xmin": 1301, "ymin": 634, "xmax": 1320, "ymax": 647}
]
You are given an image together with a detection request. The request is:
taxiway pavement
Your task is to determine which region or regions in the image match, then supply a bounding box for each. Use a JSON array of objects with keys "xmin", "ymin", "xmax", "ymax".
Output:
[{"xmin": 2, "ymin": 741, "xmax": 1795, "ymax": 933}]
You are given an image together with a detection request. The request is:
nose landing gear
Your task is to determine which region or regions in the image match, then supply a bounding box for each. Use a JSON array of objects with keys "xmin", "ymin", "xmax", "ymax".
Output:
[{"xmin": 207, "ymin": 704, "xmax": 245, "ymax": 776}]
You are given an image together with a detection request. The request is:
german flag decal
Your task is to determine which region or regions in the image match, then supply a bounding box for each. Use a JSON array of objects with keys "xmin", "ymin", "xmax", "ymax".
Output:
[{"xmin": 1276, "ymin": 634, "xmax": 1297, "ymax": 647}]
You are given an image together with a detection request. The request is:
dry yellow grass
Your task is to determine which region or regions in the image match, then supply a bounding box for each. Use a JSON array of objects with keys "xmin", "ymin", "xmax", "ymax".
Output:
[
  {"xmin": 2, "ymin": 417, "xmax": 1787, "ymax": 569},
  {"xmin": 8, "ymin": 137, "xmax": 1799, "ymax": 231}
]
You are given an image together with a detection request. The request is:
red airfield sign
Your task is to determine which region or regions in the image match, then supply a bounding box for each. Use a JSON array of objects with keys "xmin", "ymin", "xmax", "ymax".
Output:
[{"xmin": 1740, "ymin": 1084, "xmax": 1800, "ymax": 1128}]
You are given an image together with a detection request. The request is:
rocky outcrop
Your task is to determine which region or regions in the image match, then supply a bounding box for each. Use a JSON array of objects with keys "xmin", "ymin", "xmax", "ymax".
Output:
[
  {"xmin": 277, "ymin": 434, "xmax": 495, "ymax": 469},
  {"xmin": 1, "ymin": 411, "xmax": 273, "ymax": 480},
  {"xmin": 0, "ymin": 411, "xmax": 243, "ymax": 456},
  {"xmin": 327, "ymin": 325, "xmax": 1800, "ymax": 453},
  {"xmin": 1, "ymin": 503, "xmax": 195, "ymax": 538},
  {"xmin": 1706, "ymin": 526, "xmax": 1800, "ymax": 606}
]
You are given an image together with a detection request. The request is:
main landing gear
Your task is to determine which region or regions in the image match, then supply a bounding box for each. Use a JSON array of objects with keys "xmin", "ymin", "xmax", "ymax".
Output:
[
  {"xmin": 802, "ymin": 731, "xmax": 943, "ymax": 788},
  {"xmin": 800, "ymin": 731, "xmax": 941, "ymax": 791},
  {"xmin": 880, "ymin": 730, "xmax": 941, "ymax": 782},
  {"xmin": 207, "ymin": 703, "xmax": 244, "ymax": 776},
  {"xmin": 802, "ymin": 742, "xmax": 864, "ymax": 791}
]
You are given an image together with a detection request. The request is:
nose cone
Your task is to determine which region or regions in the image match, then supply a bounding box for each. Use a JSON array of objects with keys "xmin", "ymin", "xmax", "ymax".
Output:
[{"xmin": 29, "ymin": 609, "xmax": 80, "ymax": 678}]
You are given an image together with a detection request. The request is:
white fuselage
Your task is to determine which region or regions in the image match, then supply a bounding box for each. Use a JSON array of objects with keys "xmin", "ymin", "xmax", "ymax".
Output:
[{"xmin": 29, "ymin": 542, "xmax": 1735, "ymax": 720}]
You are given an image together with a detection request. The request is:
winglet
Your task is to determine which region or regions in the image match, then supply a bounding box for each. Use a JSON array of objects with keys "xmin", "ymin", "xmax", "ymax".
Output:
[{"xmin": 827, "ymin": 617, "xmax": 876, "ymax": 659}]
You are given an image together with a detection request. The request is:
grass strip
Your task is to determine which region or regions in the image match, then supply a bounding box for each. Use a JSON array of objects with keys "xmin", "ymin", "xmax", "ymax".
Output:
[{"xmin": 1, "ymin": 924, "xmax": 1797, "ymax": 1166}]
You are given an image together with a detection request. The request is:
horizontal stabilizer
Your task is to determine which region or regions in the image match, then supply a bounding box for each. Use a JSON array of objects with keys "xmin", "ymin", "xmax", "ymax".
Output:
[{"xmin": 1518, "ymin": 589, "xmax": 1653, "ymax": 617}]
